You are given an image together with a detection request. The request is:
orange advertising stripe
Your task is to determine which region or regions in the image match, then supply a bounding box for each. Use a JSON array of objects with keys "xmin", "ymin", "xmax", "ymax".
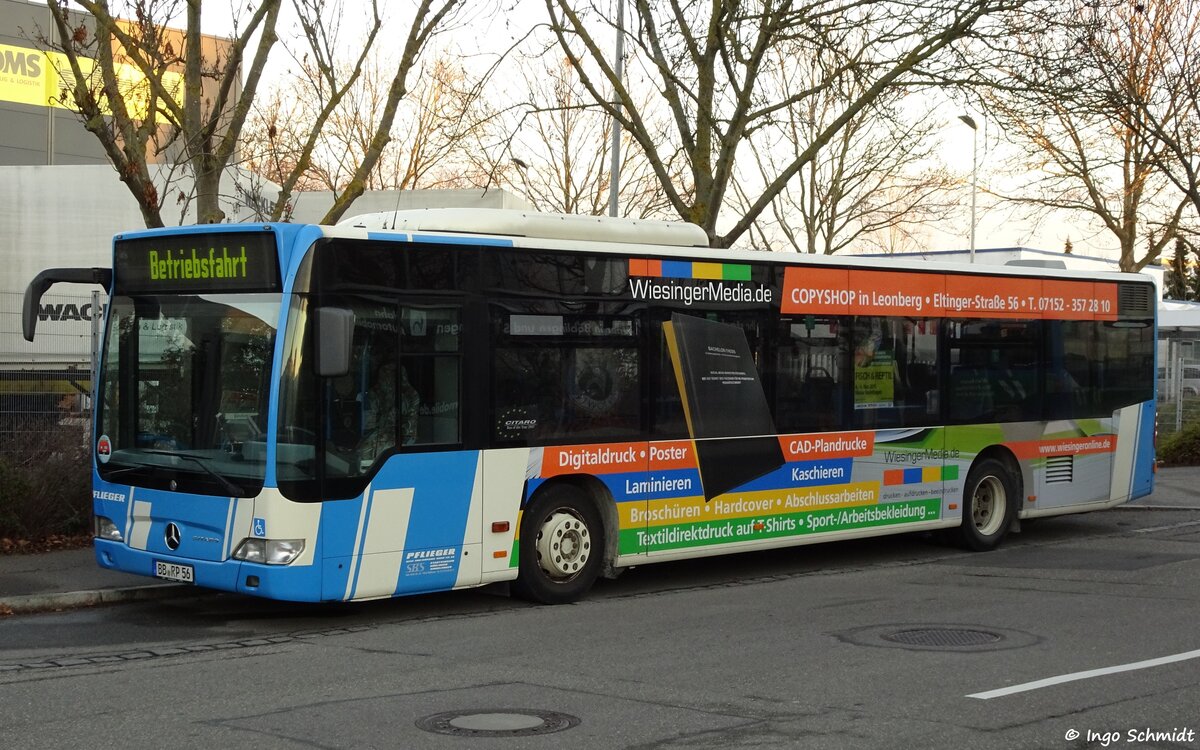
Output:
[
  {"xmin": 541, "ymin": 442, "xmax": 648, "ymax": 478},
  {"xmin": 781, "ymin": 266, "xmax": 852, "ymax": 315},
  {"xmin": 1042, "ymin": 279, "xmax": 1119, "ymax": 321},
  {"xmin": 781, "ymin": 265, "xmax": 1126, "ymax": 322},
  {"xmin": 1042, "ymin": 280, "xmax": 1091, "ymax": 321},
  {"xmin": 849, "ymin": 270, "xmax": 944, "ymax": 317},
  {"xmin": 943, "ymin": 275, "xmax": 1039, "ymax": 318},
  {"xmin": 1006, "ymin": 435, "xmax": 1116, "ymax": 460},
  {"xmin": 778, "ymin": 430, "xmax": 875, "ymax": 461},
  {"xmin": 1095, "ymin": 282, "xmax": 1119, "ymax": 321},
  {"xmin": 629, "ymin": 258, "xmax": 649, "ymax": 277},
  {"xmin": 884, "ymin": 469, "xmax": 905, "ymax": 486},
  {"xmin": 648, "ymin": 440, "xmax": 697, "ymax": 471}
]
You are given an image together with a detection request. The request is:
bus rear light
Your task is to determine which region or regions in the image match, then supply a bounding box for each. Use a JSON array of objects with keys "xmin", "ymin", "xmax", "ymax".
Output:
[
  {"xmin": 94, "ymin": 515, "xmax": 124, "ymax": 542},
  {"xmin": 232, "ymin": 538, "xmax": 305, "ymax": 565},
  {"xmin": 493, "ymin": 550, "xmax": 507, "ymax": 559},
  {"xmin": 948, "ymin": 503, "xmax": 958, "ymax": 510},
  {"xmin": 491, "ymin": 521, "xmax": 510, "ymax": 533}
]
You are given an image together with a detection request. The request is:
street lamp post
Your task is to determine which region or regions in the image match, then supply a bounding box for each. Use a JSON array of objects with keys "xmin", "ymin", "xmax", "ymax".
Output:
[
  {"xmin": 958, "ymin": 114, "xmax": 978, "ymax": 263},
  {"xmin": 607, "ymin": 0, "xmax": 626, "ymax": 218}
]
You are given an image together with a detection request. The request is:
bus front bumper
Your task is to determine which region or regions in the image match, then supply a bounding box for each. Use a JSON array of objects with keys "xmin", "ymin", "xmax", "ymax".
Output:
[{"xmin": 93, "ymin": 539, "xmax": 325, "ymax": 602}]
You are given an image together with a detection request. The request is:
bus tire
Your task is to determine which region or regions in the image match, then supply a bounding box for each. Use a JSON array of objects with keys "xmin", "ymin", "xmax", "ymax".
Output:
[
  {"xmin": 512, "ymin": 485, "xmax": 604, "ymax": 604},
  {"xmin": 955, "ymin": 458, "xmax": 1017, "ymax": 551}
]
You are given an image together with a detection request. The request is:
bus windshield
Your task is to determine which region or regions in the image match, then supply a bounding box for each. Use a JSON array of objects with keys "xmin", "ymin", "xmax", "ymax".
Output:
[{"xmin": 95, "ymin": 292, "xmax": 279, "ymax": 496}]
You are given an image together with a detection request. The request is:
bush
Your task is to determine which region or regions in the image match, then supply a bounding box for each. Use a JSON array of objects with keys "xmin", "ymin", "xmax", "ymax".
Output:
[
  {"xmin": 0, "ymin": 421, "xmax": 92, "ymax": 541},
  {"xmin": 1157, "ymin": 422, "xmax": 1200, "ymax": 466}
]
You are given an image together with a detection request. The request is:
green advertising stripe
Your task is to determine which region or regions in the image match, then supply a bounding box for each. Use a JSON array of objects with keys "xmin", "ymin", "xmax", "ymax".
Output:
[
  {"xmin": 723, "ymin": 264, "xmax": 752, "ymax": 281},
  {"xmin": 617, "ymin": 498, "xmax": 941, "ymax": 555}
]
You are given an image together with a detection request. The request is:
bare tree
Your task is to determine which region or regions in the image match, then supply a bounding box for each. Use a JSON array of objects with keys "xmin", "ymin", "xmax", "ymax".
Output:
[
  {"xmin": 732, "ymin": 41, "xmax": 959, "ymax": 254},
  {"xmin": 1107, "ymin": 0, "xmax": 1200, "ymax": 230},
  {"xmin": 544, "ymin": 0, "xmax": 1035, "ymax": 248},
  {"xmin": 324, "ymin": 56, "xmax": 492, "ymax": 191},
  {"xmin": 44, "ymin": 0, "xmax": 282, "ymax": 226},
  {"xmin": 319, "ymin": 1, "xmax": 472, "ymax": 223},
  {"xmin": 43, "ymin": 0, "xmax": 465, "ymax": 227},
  {"xmin": 979, "ymin": 0, "xmax": 1190, "ymax": 271},
  {"xmin": 496, "ymin": 55, "xmax": 682, "ymax": 217}
]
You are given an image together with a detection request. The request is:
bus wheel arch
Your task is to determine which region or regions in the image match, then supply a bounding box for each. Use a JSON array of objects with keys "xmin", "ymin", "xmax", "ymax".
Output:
[
  {"xmin": 955, "ymin": 448, "xmax": 1021, "ymax": 552},
  {"xmin": 511, "ymin": 476, "xmax": 614, "ymax": 604}
]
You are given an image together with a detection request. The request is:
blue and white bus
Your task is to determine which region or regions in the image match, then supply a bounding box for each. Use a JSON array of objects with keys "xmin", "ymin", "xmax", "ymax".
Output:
[{"xmin": 22, "ymin": 210, "xmax": 1157, "ymax": 604}]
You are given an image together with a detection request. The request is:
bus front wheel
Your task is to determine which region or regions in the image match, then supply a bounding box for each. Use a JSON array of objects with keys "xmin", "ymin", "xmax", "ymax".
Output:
[
  {"xmin": 955, "ymin": 458, "xmax": 1017, "ymax": 551},
  {"xmin": 512, "ymin": 485, "xmax": 604, "ymax": 604}
]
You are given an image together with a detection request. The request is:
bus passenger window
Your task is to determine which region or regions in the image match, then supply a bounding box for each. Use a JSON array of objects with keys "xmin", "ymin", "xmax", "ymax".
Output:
[
  {"xmin": 853, "ymin": 317, "xmax": 940, "ymax": 428},
  {"xmin": 399, "ymin": 306, "xmax": 462, "ymax": 446},
  {"xmin": 491, "ymin": 305, "xmax": 640, "ymax": 445},
  {"xmin": 325, "ymin": 310, "xmax": 402, "ymax": 473},
  {"xmin": 774, "ymin": 316, "xmax": 847, "ymax": 433},
  {"xmin": 950, "ymin": 319, "xmax": 1041, "ymax": 423}
]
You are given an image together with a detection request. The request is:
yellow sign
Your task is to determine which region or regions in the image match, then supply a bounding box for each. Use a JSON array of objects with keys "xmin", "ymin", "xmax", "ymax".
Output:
[
  {"xmin": 0, "ymin": 42, "xmax": 182, "ymax": 118},
  {"xmin": 0, "ymin": 44, "xmax": 49, "ymax": 107}
]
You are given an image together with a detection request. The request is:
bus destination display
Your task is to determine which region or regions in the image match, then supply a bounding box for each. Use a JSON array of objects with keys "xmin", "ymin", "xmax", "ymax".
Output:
[{"xmin": 114, "ymin": 231, "xmax": 281, "ymax": 294}]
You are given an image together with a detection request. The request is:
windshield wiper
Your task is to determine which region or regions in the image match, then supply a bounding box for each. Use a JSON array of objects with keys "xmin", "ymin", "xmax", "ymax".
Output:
[
  {"xmin": 101, "ymin": 464, "xmax": 148, "ymax": 479},
  {"xmin": 140, "ymin": 449, "xmax": 245, "ymax": 497}
]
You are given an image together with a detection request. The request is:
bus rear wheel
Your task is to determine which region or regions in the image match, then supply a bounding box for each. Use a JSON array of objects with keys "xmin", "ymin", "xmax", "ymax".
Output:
[
  {"xmin": 955, "ymin": 458, "xmax": 1017, "ymax": 551},
  {"xmin": 512, "ymin": 485, "xmax": 604, "ymax": 604}
]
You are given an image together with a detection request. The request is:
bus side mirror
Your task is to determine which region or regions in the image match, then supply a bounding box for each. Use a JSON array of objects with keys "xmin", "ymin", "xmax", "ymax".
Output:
[
  {"xmin": 23, "ymin": 267, "xmax": 112, "ymax": 342},
  {"xmin": 315, "ymin": 307, "xmax": 354, "ymax": 378}
]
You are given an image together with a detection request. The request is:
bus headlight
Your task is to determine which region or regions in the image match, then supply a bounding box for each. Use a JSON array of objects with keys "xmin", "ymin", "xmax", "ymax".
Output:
[
  {"xmin": 94, "ymin": 515, "xmax": 124, "ymax": 542},
  {"xmin": 232, "ymin": 538, "xmax": 305, "ymax": 565}
]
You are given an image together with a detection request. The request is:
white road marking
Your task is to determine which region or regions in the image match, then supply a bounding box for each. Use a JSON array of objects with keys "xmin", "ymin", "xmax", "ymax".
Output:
[
  {"xmin": 1131, "ymin": 519, "xmax": 1200, "ymax": 534},
  {"xmin": 967, "ymin": 648, "xmax": 1200, "ymax": 699}
]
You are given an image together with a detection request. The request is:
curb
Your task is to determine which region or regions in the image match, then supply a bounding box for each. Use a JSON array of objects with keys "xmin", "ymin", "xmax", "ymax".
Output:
[{"xmin": 0, "ymin": 583, "xmax": 190, "ymax": 615}]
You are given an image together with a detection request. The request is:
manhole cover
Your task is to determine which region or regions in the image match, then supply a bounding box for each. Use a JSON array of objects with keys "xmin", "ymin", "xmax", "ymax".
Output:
[
  {"xmin": 836, "ymin": 623, "xmax": 1037, "ymax": 652},
  {"xmin": 882, "ymin": 628, "xmax": 1002, "ymax": 648},
  {"xmin": 416, "ymin": 709, "xmax": 580, "ymax": 737}
]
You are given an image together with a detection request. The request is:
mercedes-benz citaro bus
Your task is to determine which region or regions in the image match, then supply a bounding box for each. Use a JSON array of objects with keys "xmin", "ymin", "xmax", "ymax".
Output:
[{"xmin": 22, "ymin": 210, "xmax": 1157, "ymax": 604}]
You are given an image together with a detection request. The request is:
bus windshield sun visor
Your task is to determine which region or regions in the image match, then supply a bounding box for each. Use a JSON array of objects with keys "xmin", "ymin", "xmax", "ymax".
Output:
[{"xmin": 22, "ymin": 267, "xmax": 113, "ymax": 342}]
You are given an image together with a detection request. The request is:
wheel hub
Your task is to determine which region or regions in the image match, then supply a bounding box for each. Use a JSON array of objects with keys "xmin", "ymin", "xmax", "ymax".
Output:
[
  {"xmin": 973, "ymin": 476, "xmax": 1005, "ymax": 535},
  {"xmin": 535, "ymin": 510, "xmax": 591, "ymax": 581}
]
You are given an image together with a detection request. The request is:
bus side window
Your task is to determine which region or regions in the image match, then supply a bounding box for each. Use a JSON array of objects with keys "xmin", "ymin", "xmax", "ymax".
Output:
[
  {"xmin": 853, "ymin": 317, "xmax": 940, "ymax": 428},
  {"xmin": 324, "ymin": 302, "xmax": 402, "ymax": 474},
  {"xmin": 399, "ymin": 306, "xmax": 462, "ymax": 446},
  {"xmin": 491, "ymin": 304, "xmax": 640, "ymax": 445},
  {"xmin": 774, "ymin": 316, "xmax": 847, "ymax": 434},
  {"xmin": 951, "ymin": 319, "xmax": 1040, "ymax": 423},
  {"xmin": 1096, "ymin": 321, "xmax": 1153, "ymax": 411},
  {"xmin": 1045, "ymin": 320, "xmax": 1091, "ymax": 419}
]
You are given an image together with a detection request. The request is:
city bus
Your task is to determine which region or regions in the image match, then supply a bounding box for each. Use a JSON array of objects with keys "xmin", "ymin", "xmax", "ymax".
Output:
[{"xmin": 21, "ymin": 210, "xmax": 1157, "ymax": 604}]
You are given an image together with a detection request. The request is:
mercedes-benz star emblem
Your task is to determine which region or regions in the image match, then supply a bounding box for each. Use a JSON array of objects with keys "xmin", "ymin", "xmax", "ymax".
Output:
[{"xmin": 165, "ymin": 523, "xmax": 181, "ymax": 551}]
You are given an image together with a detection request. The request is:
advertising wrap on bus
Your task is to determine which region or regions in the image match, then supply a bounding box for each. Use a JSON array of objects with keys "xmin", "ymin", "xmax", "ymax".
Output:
[{"xmin": 23, "ymin": 212, "xmax": 1157, "ymax": 606}]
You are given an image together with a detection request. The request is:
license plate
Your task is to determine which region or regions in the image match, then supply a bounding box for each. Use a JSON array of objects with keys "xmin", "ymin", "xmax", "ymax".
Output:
[{"xmin": 154, "ymin": 560, "xmax": 194, "ymax": 584}]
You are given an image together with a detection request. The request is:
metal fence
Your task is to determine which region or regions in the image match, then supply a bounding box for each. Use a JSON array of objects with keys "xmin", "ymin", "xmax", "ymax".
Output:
[
  {"xmin": 1157, "ymin": 338, "xmax": 1200, "ymax": 440},
  {"xmin": 0, "ymin": 290, "xmax": 101, "ymax": 439}
]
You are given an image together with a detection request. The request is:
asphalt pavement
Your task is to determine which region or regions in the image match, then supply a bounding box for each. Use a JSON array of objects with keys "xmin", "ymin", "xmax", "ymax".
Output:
[{"xmin": 1, "ymin": 466, "xmax": 1197, "ymax": 615}]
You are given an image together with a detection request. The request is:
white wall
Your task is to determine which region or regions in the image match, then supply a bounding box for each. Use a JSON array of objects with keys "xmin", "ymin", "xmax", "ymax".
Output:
[{"xmin": 0, "ymin": 165, "xmax": 276, "ymax": 295}]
